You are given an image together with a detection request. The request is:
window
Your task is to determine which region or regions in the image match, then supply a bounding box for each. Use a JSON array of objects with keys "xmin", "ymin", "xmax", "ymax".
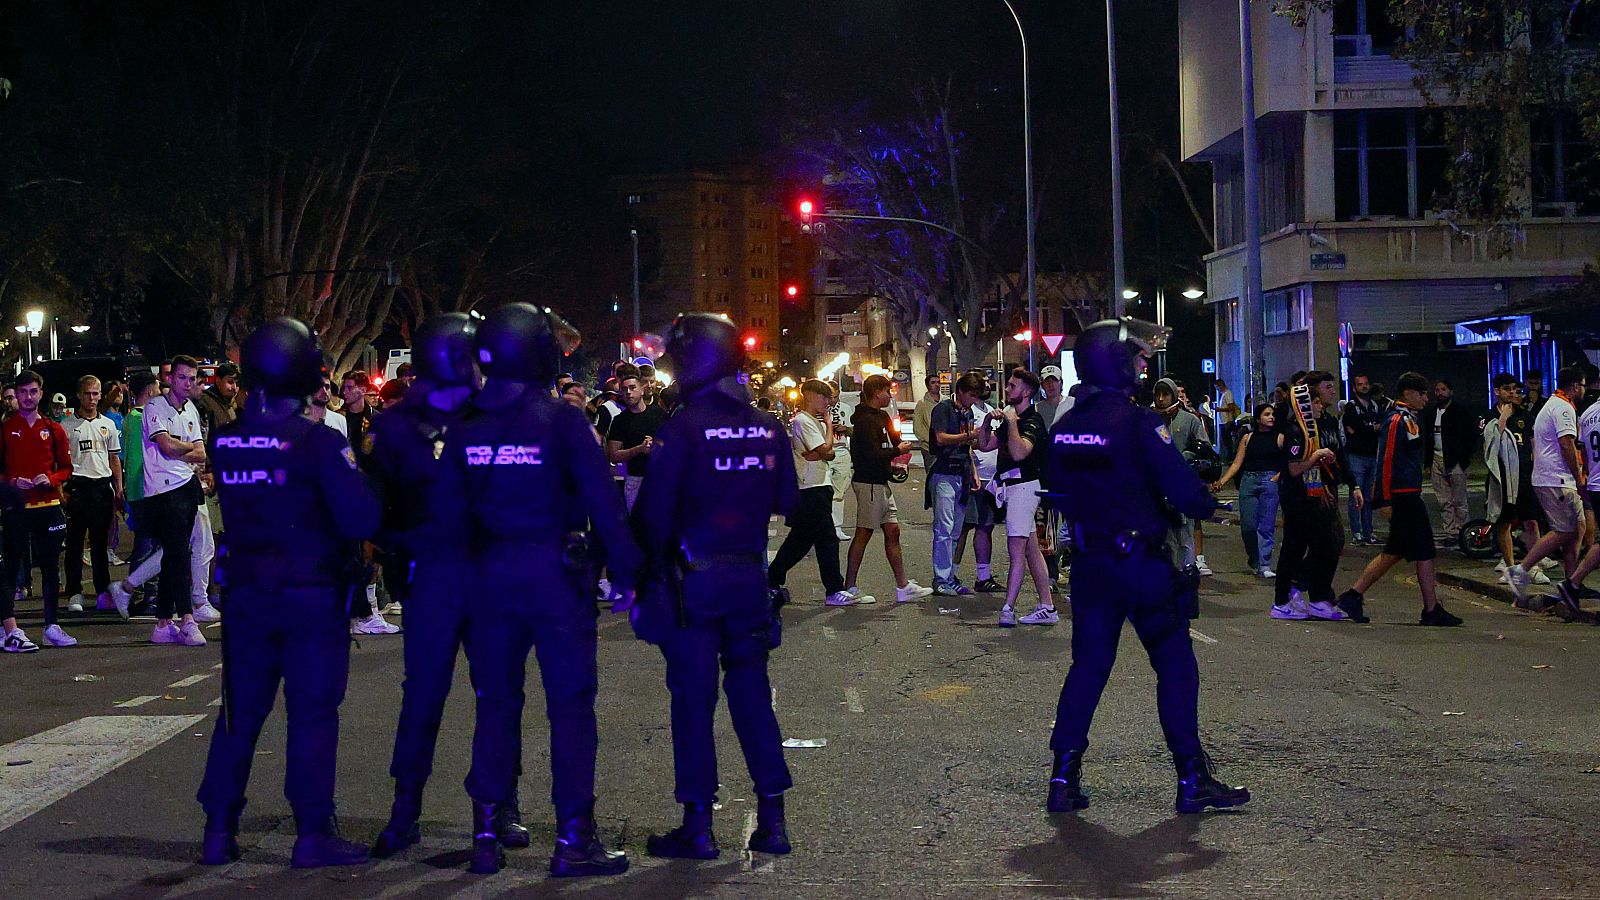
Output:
[
  {"xmin": 1334, "ymin": 109, "xmax": 1444, "ymax": 220},
  {"xmin": 1219, "ymin": 299, "xmax": 1241, "ymax": 343},
  {"xmin": 1331, "ymin": 0, "xmax": 1406, "ymax": 56},
  {"xmin": 1263, "ymin": 288, "xmax": 1308, "ymax": 336},
  {"xmin": 1532, "ymin": 111, "xmax": 1600, "ymax": 215}
]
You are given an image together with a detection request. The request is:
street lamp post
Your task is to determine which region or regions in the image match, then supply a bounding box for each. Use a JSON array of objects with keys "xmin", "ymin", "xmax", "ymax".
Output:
[
  {"xmin": 630, "ymin": 228, "xmax": 641, "ymax": 338},
  {"xmin": 1107, "ymin": 0, "xmax": 1128, "ymax": 318},
  {"xmin": 1000, "ymin": 0, "xmax": 1038, "ymax": 369}
]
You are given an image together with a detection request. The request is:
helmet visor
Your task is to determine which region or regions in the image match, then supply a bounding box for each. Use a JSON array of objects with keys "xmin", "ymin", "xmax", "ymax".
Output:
[{"xmin": 1119, "ymin": 317, "xmax": 1170, "ymax": 356}]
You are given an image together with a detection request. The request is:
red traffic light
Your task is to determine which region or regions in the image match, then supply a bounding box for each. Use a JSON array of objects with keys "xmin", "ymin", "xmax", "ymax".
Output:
[
  {"xmin": 632, "ymin": 337, "xmax": 644, "ymax": 350},
  {"xmin": 797, "ymin": 198, "xmax": 814, "ymax": 217},
  {"xmin": 743, "ymin": 335, "xmax": 759, "ymax": 350},
  {"xmin": 785, "ymin": 284, "xmax": 799, "ymax": 298}
]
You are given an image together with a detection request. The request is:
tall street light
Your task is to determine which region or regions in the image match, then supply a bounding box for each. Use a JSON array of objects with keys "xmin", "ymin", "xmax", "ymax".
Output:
[
  {"xmin": 630, "ymin": 228, "xmax": 641, "ymax": 338},
  {"xmin": 1107, "ymin": 0, "xmax": 1128, "ymax": 318},
  {"xmin": 1000, "ymin": 0, "xmax": 1038, "ymax": 369}
]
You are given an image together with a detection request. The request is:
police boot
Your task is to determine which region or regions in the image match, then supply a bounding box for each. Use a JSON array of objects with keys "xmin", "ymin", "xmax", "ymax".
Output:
[
  {"xmin": 1047, "ymin": 750, "xmax": 1090, "ymax": 812},
  {"xmin": 371, "ymin": 783, "xmax": 423, "ymax": 858},
  {"xmin": 747, "ymin": 793, "xmax": 791, "ymax": 854},
  {"xmin": 1174, "ymin": 752, "xmax": 1251, "ymax": 814},
  {"xmin": 199, "ymin": 807, "xmax": 242, "ymax": 865},
  {"xmin": 550, "ymin": 803, "xmax": 629, "ymax": 877},
  {"xmin": 290, "ymin": 816, "xmax": 370, "ymax": 868},
  {"xmin": 494, "ymin": 791, "xmax": 531, "ymax": 849},
  {"xmin": 646, "ymin": 801, "xmax": 719, "ymax": 860},
  {"xmin": 468, "ymin": 801, "xmax": 506, "ymax": 875}
]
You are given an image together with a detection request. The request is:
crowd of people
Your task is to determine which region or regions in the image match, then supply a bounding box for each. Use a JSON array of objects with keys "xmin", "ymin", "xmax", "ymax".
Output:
[{"xmin": 0, "ymin": 356, "xmax": 412, "ymax": 654}]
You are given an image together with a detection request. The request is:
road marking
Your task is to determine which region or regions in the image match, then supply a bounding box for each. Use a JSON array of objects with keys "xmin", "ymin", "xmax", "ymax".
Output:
[
  {"xmin": 844, "ymin": 687, "xmax": 864, "ymax": 713},
  {"xmin": 1189, "ymin": 628, "xmax": 1218, "ymax": 645},
  {"xmin": 208, "ymin": 697, "xmax": 222, "ymax": 707},
  {"xmin": 114, "ymin": 696, "xmax": 160, "ymax": 709},
  {"xmin": 770, "ymin": 687, "xmax": 778, "ymax": 712},
  {"xmin": 0, "ymin": 714, "xmax": 205, "ymax": 833},
  {"xmin": 168, "ymin": 674, "xmax": 214, "ymax": 689},
  {"xmin": 211, "ymin": 663, "xmax": 222, "ymax": 670}
]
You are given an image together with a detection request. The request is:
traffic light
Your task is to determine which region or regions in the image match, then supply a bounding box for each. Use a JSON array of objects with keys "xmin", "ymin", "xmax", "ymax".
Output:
[
  {"xmin": 632, "ymin": 337, "xmax": 645, "ymax": 351},
  {"xmin": 796, "ymin": 197, "xmax": 822, "ymax": 234},
  {"xmin": 743, "ymin": 334, "xmax": 758, "ymax": 351},
  {"xmin": 785, "ymin": 284, "xmax": 799, "ymax": 299}
]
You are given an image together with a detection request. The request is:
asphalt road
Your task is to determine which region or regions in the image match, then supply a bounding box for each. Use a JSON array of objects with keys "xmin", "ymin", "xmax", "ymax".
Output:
[{"xmin": 1, "ymin": 483, "xmax": 1598, "ymax": 899}]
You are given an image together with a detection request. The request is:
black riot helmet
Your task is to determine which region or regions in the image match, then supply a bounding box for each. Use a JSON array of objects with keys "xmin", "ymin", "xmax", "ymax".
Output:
[
  {"xmin": 475, "ymin": 302, "xmax": 561, "ymax": 388},
  {"xmin": 412, "ymin": 312, "xmax": 478, "ymax": 387},
  {"xmin": 1073, "ymin": 317, "xmax": 1170, "ymax": 394},
  {"xmin": 241, "ymin": 317, "xmax": 324, "ymax": 398},
  {"xmin": 664, "ymin": 312, "xmax": 743, "ymax": 395}
]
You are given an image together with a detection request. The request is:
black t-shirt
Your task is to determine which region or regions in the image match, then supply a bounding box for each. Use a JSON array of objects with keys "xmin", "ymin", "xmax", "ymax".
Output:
[
  {"xmin": 609, "ymin": 404, "xmax": 666, "ymax": 476},
  {"xmin": 929, "ymin": 399, "xmax": 973, "ymax": 476},
  {"xmin": 1503, "ymin": 405, "xmax": 1536, "ymax": 488},
  {"xmin": 997, "ymin": 405, "xmax": 1047, "ymax": 483}
]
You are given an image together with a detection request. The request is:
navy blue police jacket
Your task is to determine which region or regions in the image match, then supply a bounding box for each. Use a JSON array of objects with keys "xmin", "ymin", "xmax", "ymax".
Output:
[
  {"xmin": 444, "ymin": 388, "xmax": 641, "ymax": 590},
  {"xmin": 209, "ymin": 409, "xmax": 380, "ymax": 574},
  {"xmin": 634, "ymin": 388, "xmax": 798, "ymax": 568},
  {"xmin": 1042, "ymin": 389, "xmax": 1216, "ymax": 539},
  {"xmin": 367, "ymin": 388, "xmax": 470, "ymax": 559}
]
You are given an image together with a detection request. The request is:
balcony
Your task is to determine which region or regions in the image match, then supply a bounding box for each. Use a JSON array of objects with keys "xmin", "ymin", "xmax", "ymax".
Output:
[{"xmin": 1204, "ymin": 217, "xmax": 1600, "ymax": 298}]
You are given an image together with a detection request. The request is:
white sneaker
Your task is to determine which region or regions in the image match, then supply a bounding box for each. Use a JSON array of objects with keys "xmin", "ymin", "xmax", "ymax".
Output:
[
  {"xmin": 1019, "ymin": 606, "xmax": 1059, "ymax": 626},
  {"xmin": 1498, "ymin": 572, "xmax": 1512, "ymax": 585},
  {"xmin": 151, "ymin": 622, "xmax": 182, "ymax": 644},
  {"xmin": 178, "ymin": 620, "xmax": 207, "ymax": 646},
  {"xmin": 3, "ymin": 628, "xmax": 39, "ymax": 653},
  {"xmin": 43, "ymin": 624, "xmax": 78, "ymax": 647},
  {"xmin": 1507, "ymin": 565, "xmax": 1533, "ymax": 603},
  {"xmin": 1494, "ymin": 561, "xmax": 1509, "ymax": 574},
  {"xmin": 895, "ymin": 581, "xmax": 934, "ymax": 603},
  {"xmin": 353, "ymin": 613, "xmax": 401, "ymax": 635},
  {"xmin": 845, "ymin": 586, "xmax": 877, "ymax": 605},
  {"xmin": 67, "ymin": 593, "xmax": 86, "ymax": 613},
  {"xmin": 1306, "ymin": 600, "xmax": 1347, "ymax": 621},
  {"xmin": 1258, "ymin": 568, "xmax": 1276, "ymax": 579},
  {"xmin": 110, "ymin": 581, "xmax": 133, "ymax": 619},
  {"xmin": 1531, "ymin": 568, "xmax": 1552, "ymax": 586},
  {"xmin": 1194, "ymin": 555, "xmax": 1213, "ymax": 577},
  {"xmin": 824, "ymin": 590, "xmax": 858, "ymax": 607},
  {"xmin": 107, "ymin": 551, "xmax": 126, "ymax": 566},
  {"xmin": 82, "ymin": 550, "xmax": 93, "ymax": 566},
  {"xmin": 1537, "ymin": 558, "xmax": 1559, "ymax": 571},
  {"xmin": 380, "ymin": 600, "xmax": 403, "ymax": 615},
  {"xmin": 596, "ymin": 577, "xmax": 613, "ymax": 601},
  {"xmin": 835, "ymin": 529, "xmax": 851, "ymax": 541},
  {"xmin": 191, "ymin": 603, "xmax": 222, "ymax": 623},
  {"xmin": 998, "ymin": 606, "xmax": 1018, "ymax": 628},
  {"xmin": 1270, "ymin": 592, "xmax": 1311, "ymax": 620}
]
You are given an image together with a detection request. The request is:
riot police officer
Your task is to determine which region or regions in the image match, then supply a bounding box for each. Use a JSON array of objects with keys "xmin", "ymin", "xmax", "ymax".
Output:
[
  {"xmin": 1040, "ymin": 318, "xmax": 1250, "ymax": 815},
  {"xmin": 445, "ymin": 302, "xmax": 639, "ymax": 877},
  {"xmin": 631, "ymin": 313, "xmax": 798, "ymax": 859},
  {"xmin": 197, "ymin": 318, "xmax": 381, "ymax": 867},
  {"xmin": 368, "ymin": 313, "xmax": 535, "ymax": 856}
]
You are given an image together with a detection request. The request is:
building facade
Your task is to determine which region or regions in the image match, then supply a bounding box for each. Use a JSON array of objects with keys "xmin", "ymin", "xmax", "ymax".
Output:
[
  {"xmin": 1180, "ymin": 0, "xmax": 1600, "ymax": 405},
  {"xmin": 614, "ymin": 168, "xmax": 810, "ymax": 368}
]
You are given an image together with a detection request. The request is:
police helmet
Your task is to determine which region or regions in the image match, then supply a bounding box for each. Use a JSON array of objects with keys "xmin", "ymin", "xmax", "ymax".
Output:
[
  {"xmin": 241, "ymin": 317, "xmax": 324, "ymax": 398},
  {"xmin": 412, "ymin": 312, "xmax": 478, "ymax": 387},
  {"xmin": 475, "ymin": 302, "xmax": 561, "ymax": 388},
  {"xmin": 1074, "ymin": 317, "xmax": 1170, "ymax": 393},
  {"xmin": 664, "ymin": 312, "xmax": 743, "ymax": 395}
]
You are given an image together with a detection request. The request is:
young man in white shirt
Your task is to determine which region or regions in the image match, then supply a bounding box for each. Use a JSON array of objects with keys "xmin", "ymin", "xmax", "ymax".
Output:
[
  {"xmin": 767, "ymin": 380, "xmax": 859, "ymax": 606},
  {"xmin": 141, "ymin": 355, "xmax": 209, "ymax": 646},
  {"xmin": 62, "ymin": 375, "xmax": 124, "ymax": 613},
  {"xmin": 1554, "ymin": 386, "xmax": 1600, "ymax": 610},
  {"xmin": 1509, "ymin": 365, "xmax": 1589, "ymax": 611},
  {"xmin": 308, "ymin": 375, "xmax": 350, "ymax": 442}
]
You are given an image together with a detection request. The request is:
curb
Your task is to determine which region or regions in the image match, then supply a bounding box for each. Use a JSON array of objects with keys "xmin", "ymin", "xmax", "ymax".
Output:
[{"xmin": 1436, "ymin": 569, "xmax": 1595, "ymax": 624}]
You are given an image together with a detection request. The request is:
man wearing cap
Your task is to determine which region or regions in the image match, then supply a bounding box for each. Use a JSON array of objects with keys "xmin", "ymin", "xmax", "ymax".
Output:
[
  {"xmin": 1035, "ymin": 366, "xmax": 1072, "ymax": 429},
  {"xmin": 48, "ymin": 392, "xmax": 69, "ymax": 423}
]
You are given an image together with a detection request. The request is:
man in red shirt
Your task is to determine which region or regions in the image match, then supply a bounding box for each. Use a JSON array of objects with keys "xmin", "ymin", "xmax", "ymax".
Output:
[{"xmin": 0, "ymin": 370, "xmax": 75, "ymax": 652}]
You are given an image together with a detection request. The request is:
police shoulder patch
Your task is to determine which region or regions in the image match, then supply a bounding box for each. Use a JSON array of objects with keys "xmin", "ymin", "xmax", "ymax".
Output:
[
  {"xmin": 1155, "ymin": 424, "xmax": 1172, "ymax": 445},
  {"xmin": 341, "ymin": 446, "xmax": 359, "ymax": 469}
]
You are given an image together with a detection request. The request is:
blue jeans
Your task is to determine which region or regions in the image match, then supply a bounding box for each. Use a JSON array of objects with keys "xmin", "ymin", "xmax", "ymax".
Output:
[
  {"xmin": 1347, "ymin": 454, "xmax": 1377, "ymax": 540},
  {"xmin": 929, "ymin": 473, "xmax": 967, "ymax": 588},
  {"xmin": 1238, "ymin": 471, "xmax": 1278, "ymax": 572}
]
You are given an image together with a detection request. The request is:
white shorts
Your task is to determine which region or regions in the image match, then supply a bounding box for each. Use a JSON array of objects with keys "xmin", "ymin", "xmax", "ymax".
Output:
[{"xmin": 1001, "ymin": 479, "xmax": 1041, "ymax": 538}]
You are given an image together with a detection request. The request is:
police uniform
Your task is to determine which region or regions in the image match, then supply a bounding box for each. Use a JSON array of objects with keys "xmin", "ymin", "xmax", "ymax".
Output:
[
  {"xmin": 197, "ymin": 318, "xmax": 380, "ymax": 868},
  {"xmin": 634, "ymin": 313, "xmax": 797, "ymax": 859},
  {"xmin": 1039, "ymin": 318, "xmax": 1249, "ymax": 815},
  {"xmin": 446, "ymin": 302, "xmax": 638, "ymax": 877}
]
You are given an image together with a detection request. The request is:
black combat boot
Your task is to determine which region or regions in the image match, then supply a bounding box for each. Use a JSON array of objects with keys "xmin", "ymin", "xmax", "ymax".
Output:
[
  {"xmin": 468, "ymin": 800, "xmax": 505, "ymax": 875},
  {"xmin": 371, "ymin": 783, "xmax": 423, "ymax": 858},
  {"xmin": 1174, "ymin": 751, "xmax": 1251, "ymax": 814},
  {"xmin": 550, "ymin": 803, "xmax": 629, "ymax": 877},
  {"xmin": 494, "ymin": 791, "xmax": 531, "ymax": 848},
  {"xmin": 199, "ymin": 807, "xmax": 242, "ymax": 865},
  {"xmin": 1046, "ymin": 750, "xmax": 1090, "ymax": 812},
  {"xmin": 290, "ymin": 816, "xmax": 370, "ymax": 868},
  {"xmin": 747, "ymin": 794, "xmax": 791, "ymax": 854},
  {"xmin": 646, "ymin": 801, "xmax": 719, "ymax": 860}
]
